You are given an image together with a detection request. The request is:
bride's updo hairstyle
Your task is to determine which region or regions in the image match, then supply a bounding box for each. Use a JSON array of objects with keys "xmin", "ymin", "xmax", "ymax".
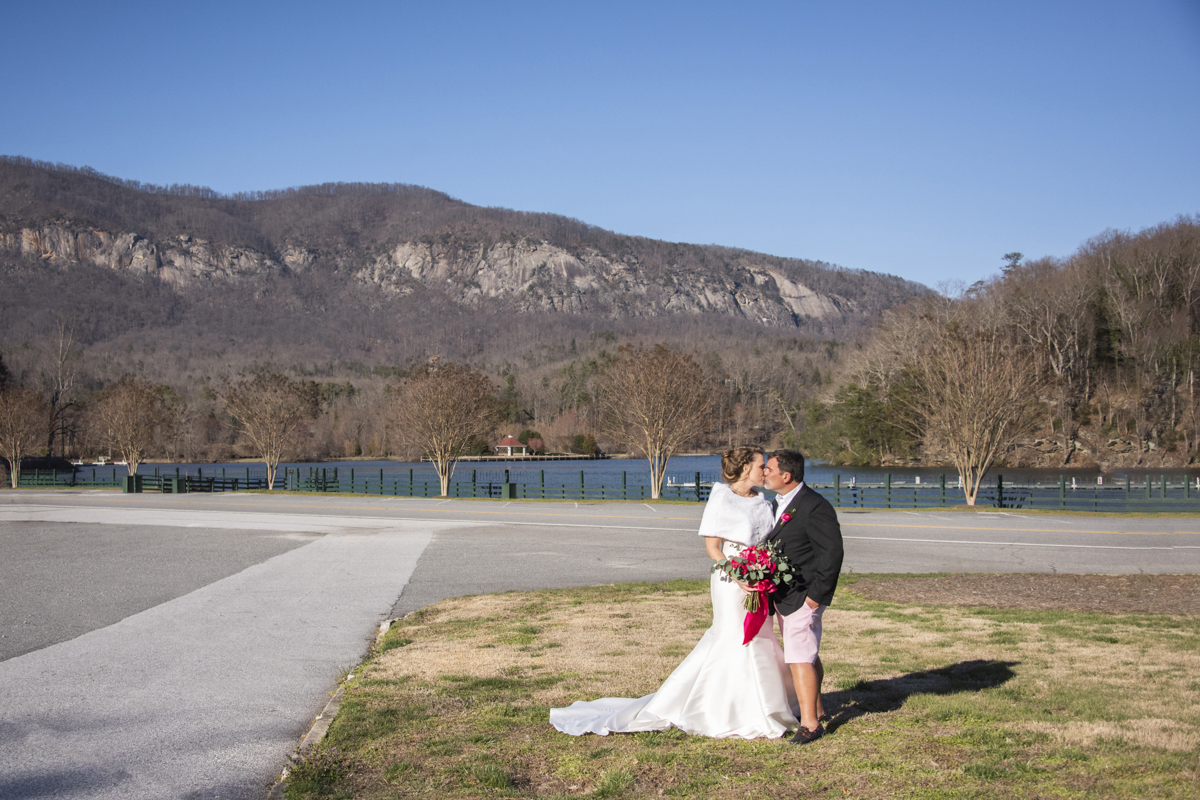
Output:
[{"xmin": 721, "ymin": 446, "xmax": 763, "ymax": 484}]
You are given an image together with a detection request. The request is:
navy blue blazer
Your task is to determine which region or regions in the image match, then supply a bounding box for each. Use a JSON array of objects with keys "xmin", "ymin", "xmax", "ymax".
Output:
[{"xmin": 766, "ymin": 485, "xmax": 844, "ymax": 615}]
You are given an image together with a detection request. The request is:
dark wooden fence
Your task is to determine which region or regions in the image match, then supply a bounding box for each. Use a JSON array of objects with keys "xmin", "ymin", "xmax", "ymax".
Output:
[
  {"xmin": 13, "ymin": 466, "xmax": 1200, "ymax": 512},
  {"xmin": 287, "ymin": 467, "xmax": 715, "ymax": 502},
  {"xmin": 825, "ymin": 473, "xmax": 1200, "ymax": 512}
]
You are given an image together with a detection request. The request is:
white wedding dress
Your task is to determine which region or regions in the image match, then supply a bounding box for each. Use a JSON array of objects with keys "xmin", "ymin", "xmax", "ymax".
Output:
[{"xmin": 550, "ymin": 482, "xmax": 800, "ymax": 739}]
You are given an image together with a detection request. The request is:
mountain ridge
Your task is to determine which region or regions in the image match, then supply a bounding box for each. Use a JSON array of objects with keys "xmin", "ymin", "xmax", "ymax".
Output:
[{"xmin": 0, "ymin": 155, "xmax": 932, "ymax": 333}]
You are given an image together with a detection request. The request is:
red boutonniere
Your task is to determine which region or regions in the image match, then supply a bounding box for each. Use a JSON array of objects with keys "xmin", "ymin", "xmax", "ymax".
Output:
[{"xmin": 780, "ymin": 512, "xmax": 792, "ymax": 523}]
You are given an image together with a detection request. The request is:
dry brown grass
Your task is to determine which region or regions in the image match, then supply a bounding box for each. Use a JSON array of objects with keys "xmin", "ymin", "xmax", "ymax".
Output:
[
  {"xmin": 286, "ymin": 576, "xmax": 1200, "ymax": 799},
  {"xmin": 852, "ymin": 573, "xmax": 1200, "ymax": 615},
  {"xmin": 375, "ymin": 589, "xmax": 710, "ymax": 702}
]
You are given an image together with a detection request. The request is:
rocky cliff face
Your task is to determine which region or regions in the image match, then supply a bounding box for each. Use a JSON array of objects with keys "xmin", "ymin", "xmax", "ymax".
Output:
[
  {"xmin": 2, "ymin": 225, "xmax": 297, "ymax": 287},
  {"xmin": 357, "ymin": 239, "xmax": 854, "ymax": 323},
  {"xmin": 4, "ymin": 223, "xmax": 856, "ymax": 326}
]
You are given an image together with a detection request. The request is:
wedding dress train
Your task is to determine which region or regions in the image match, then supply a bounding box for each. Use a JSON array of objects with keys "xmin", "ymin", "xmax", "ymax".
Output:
[{"xmin": 550, "ymin": 485, "xmax": 800, "ymax": 739}]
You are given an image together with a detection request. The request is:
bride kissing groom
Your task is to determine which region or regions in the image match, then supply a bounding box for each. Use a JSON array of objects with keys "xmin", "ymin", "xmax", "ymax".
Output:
[{"xmin": 550, "ymin": 447, "xmax": 844, "ymax": 744}]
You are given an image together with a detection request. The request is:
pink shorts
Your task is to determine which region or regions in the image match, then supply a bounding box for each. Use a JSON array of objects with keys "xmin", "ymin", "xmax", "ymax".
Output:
[{"xmin": 777, "ymin": 602, "xmax": 825, "ymax": 664}]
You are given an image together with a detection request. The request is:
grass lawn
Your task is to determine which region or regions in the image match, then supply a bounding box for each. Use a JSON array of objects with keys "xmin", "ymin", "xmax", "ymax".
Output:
[{"xmin": 284, "ymin": 575, "xmax": 1199, "ymax": 799}]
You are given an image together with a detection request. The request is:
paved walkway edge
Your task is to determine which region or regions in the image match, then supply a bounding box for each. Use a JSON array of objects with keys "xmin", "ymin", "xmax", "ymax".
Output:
[{"xmin": 266, "ymin": 619, "xmax": 398, "ymax": 799}]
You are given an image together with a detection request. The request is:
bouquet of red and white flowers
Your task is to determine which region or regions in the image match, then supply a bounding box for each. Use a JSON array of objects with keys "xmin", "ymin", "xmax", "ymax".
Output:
[{"xmin": 711, "ymin": 540, "xmax": 796, "ymax": 644}]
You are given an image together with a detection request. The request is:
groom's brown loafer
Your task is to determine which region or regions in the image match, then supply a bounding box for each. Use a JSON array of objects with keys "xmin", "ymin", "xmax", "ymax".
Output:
[{"xmin": 789, "ymin": 724, "xmax": 825, "ymax": 745}]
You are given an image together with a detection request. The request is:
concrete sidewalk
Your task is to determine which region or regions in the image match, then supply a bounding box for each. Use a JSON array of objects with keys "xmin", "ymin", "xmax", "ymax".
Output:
[{"xmin": 0, "ymin": 517, "xmax": 448, "ymax": 800}]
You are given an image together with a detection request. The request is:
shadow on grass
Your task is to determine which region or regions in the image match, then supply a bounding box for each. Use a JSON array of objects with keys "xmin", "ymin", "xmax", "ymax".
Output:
[{"xmin": 825, "ymin": 659, "xmax": 1018, "ymax": 732}]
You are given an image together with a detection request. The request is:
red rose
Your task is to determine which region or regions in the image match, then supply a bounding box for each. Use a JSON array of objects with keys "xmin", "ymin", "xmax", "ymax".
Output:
[{"xmin": 781, "ymin": 512, "xmax": 792, "ymax": 523}]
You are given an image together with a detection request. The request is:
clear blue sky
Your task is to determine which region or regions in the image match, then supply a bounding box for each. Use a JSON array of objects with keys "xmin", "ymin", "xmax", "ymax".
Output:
[{"xmin": 2, "ymin": 1, "xmax": 1197, "ymax": 289}]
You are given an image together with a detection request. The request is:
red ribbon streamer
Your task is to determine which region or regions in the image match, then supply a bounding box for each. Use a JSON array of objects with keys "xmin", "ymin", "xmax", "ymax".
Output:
[{"xmin": 742, "ymin": 582, "xmax": 775, "ymax": 645}]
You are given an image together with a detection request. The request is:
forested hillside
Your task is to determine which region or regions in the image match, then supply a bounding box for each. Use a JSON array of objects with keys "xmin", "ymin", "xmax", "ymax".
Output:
[
  {"xmin": 801, "ymin": 216, "xmax": 1200, "ymax": 469},
  {"xmin": 0, "ymin": 157, "xmax": 917, "ymax": 462},
  {"xmin": 0, "ymin": 156, "xmax": 926, "ymax": 326},
  {"xmin": 3, "ymin": 157, "xmax": 1194, "ymax": 470}
]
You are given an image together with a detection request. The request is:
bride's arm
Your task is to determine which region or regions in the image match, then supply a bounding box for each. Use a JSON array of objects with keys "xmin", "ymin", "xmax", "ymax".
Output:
[
  {"xmin": 706, "ymin": 537, "xmax": 751, "ymax": 592},
  {"xmin": 704, "ymin": 537, "xmax": 725, "ymax": 562}
]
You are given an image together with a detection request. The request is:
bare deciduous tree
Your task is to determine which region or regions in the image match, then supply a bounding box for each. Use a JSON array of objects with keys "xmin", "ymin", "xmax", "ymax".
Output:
[
  {"xmin": 0, "ymin": 386, "xmax": 49, "ymax": 488},
  {"xmin": 599, "ymin": 344, "xmax": 717, "ymax": 499},
  {"xmin": 160, "ymin": 390, "xmax": 200, "ymax": 462},
  {"xmin": 40, "ymin": 318, "xmax": 79, "ymax": 458},
  {"xmin": 222, "ymin": 372, "xmax": 319, "ymax": 489},
  {"xmin": 1001, "ymin": 257, "xmax": 1097, "ymax": 464},
  {"xmin": 897, "ymin": 308, "xmax": 1041, "ymax": 505},
  {"xmin": 392, "ymin": 362, "xmax": 500, "ymax": 496},
  {"xmin": 94, "ymin": 376, "xmax": 166, "ymax": 476}
]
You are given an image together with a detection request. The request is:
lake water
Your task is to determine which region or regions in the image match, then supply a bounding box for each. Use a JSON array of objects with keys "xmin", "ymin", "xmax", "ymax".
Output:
[
  {"xmin": 53, "ymin": 454, "xmax": 1199, "ymax": 509},
  {"xmin": 127, "ymin": 455, "xmax": 1199, "ymax": 488}
]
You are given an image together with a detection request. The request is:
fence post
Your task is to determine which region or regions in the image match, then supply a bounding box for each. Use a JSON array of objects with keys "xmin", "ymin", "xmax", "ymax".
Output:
[
  {"xmin": 939, "ymin": 474, "xmax": 946, "ymax": 507},
  {"xmin": 996, "ymin": 474, "xmax": 1003, "ymax": 508},
  {"xmin": 834, "ymin": 474, "xmax": 841, "ymax": 506},
  {"xmin": 541, "ymin": 469, "xmax": 546, "ymax": 499},
  {"xmin": 1161, "ymin": 474, "xmax": 1167, "ymax": 499},
  {"xmin": 885, "ymin": 473, "xmax": 892, "ymax": 509},
  {"xmin": 580, "ymin": 470, "xmax": 585, "ymax": 501},
  {"xmin": 1059, "ymin": 475, "xmax": 1066, "ymax": 510},
  {"xmin": 408, "ymin": 468, "xmax": 414, "ymax": 497},
  {"xmin": 695, "ymin": 472, "xmax": 701, "ymax": 502},
  {"xmin": 1145, "ymin": 474, "xmax": 1151, "ymax": 500},
  {"xmin": 621, "ymin": 471, "xmax": 626, "ymax": 501}
]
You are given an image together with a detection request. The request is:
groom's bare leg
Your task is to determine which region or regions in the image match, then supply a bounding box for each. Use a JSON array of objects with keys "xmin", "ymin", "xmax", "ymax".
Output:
[
  {"xmin": 814, "ymin": 655, "xmax": 825, "ymax": 719},
  {"xmin": 790, "ymin": 660, "xmax": 823, "ymax": 731},
  {"xmin": 780, "ymin": 603, "xmax": 827, "ymax": 731}
]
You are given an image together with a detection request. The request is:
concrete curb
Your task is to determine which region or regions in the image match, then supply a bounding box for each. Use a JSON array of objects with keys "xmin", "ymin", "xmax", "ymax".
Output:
[{"xmin": 264, "ymin": 619, "xmax": 398, "ymax": 799}]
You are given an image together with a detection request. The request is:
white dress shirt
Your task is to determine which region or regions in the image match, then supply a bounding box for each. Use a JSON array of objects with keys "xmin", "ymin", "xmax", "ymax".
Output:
[{"xmin": 773, "ymin": 481, "xmax": 805, "ymax": 524}]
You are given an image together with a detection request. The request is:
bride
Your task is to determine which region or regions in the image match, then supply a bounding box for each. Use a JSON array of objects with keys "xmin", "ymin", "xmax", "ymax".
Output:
[{"xmin": 550, "ymin": 447, "xmax": 800, "ymax": 739}]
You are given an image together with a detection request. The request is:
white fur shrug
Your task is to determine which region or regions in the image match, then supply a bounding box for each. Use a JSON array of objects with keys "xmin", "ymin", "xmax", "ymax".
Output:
[{"xmin": 696, "ymin": 482, "xmax": 775, "ymax": 547}]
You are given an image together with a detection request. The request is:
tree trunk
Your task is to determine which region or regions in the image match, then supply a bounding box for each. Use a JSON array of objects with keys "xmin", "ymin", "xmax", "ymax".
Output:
[
  {"xmin": 435, "ymin": 457, "xmax": 453, "ymax": 497},
  {"xmin": 959, "ymin": 466, "xmax": 982, "ymax": 506},
  {"xmin": 647, "ymin": 444, "xmax": 668, "ymax": 500},
  {"xmin": 649, "ymin": 456, "xmax": 664, "ymax": 499},
  {"xmin": 1060, "ymin": 383, "xmax": 1075, "ymax": 466}
]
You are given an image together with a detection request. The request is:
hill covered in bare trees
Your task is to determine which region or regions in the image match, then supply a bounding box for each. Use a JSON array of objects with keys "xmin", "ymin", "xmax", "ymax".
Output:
[
  {"xmin": 0, "ymin": 156, "xmax": 929, "ymax": 342},
  {"xmin": 7, "ymin": 156, "xmax": 1191, "ymax": 472},
  {"xmin": 0, "ymin": 156, "xmax": 929, "ymax": 464},
  {"xmin": 800, "ymin": 216, "xmax": 1200, "ymax": 470}
]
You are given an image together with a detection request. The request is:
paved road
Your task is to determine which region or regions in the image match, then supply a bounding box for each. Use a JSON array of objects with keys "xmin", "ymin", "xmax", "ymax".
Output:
[{"xmin": 1, "ymin": 490, "xmax": 1197, "ymax": 799}]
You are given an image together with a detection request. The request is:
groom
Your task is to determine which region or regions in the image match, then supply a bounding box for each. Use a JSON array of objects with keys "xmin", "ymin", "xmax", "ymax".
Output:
[{"xmin": 763, "ymin": 450, "xmax": 844, "ymax": 745}]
